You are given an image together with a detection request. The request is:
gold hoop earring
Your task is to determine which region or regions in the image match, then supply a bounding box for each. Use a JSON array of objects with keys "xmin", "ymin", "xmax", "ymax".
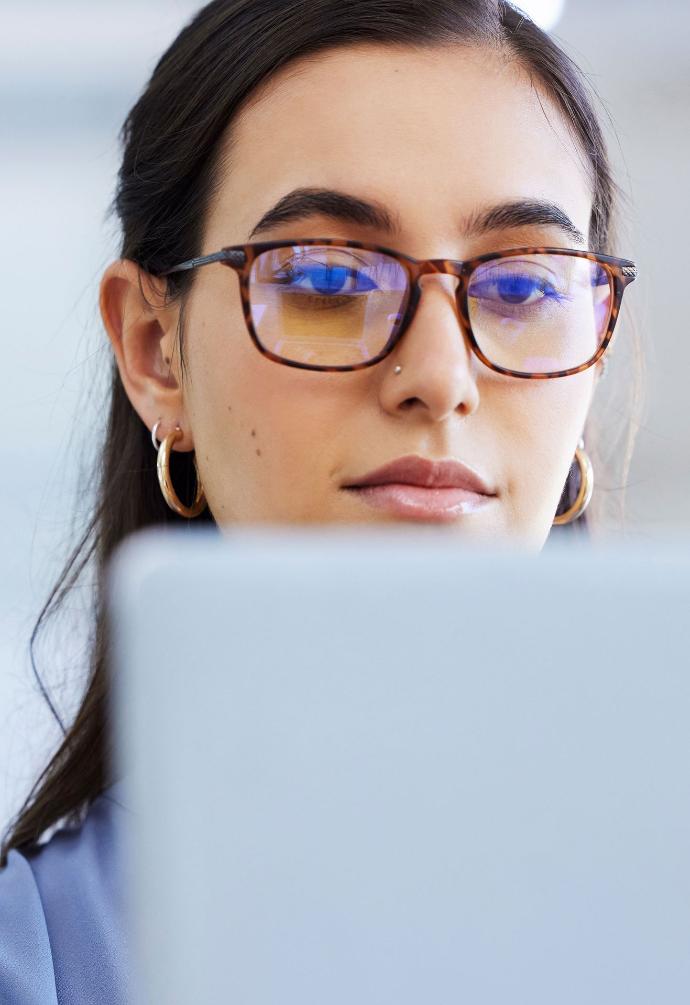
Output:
[
  {"xmin": 153, "ymin": 423, "xmax": 207, "ymax": 518},
  {"xmin": 553, "ymin": 440, "xmax": 593, "ymax": 526}
]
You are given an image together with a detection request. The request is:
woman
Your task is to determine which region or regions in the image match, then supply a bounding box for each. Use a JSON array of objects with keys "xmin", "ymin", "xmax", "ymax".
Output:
[{"xmin": 0, "ymin": 1, "xmax": 638, "ymax": 1001}]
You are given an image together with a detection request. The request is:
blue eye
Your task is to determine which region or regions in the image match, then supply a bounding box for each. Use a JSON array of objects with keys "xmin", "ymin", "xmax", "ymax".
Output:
[
  {"xmin": 276, "ymin": 263, "xmax": 379, "ymax": 295},
  {"xmin": 469, "ymin": 272, "xmax": 560, "ymax": 306},
  {"xmin": 497, "ymin": 273, "xmax": 542, "ymax": 304},
  {"xmin": 470, "ymin": 267, "xmax": 570, "ymax": 313},
  {"xmin": 309, "ymin": 264, "xmax": 378, "ymax": 295}
]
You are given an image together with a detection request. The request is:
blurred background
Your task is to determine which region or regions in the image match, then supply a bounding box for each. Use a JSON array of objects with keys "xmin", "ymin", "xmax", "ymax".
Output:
[{"xmin": 1, "ymin": 0, "xmax": 689, "ymax": 831}]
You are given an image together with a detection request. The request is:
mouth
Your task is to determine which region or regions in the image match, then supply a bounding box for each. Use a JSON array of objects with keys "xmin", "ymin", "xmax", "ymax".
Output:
[{"xmin": 342, "ymin": 455, "xmax": 497, "ymax": 523}]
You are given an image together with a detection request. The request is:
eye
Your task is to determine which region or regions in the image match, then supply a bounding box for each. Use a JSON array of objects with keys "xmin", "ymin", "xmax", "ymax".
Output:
[
  {"xmin": 274, "ymin": 260, "xmax": 379, "ymax": 296},
  {"xmin": 468, "ymin": 270, "xmax": 560, "ymax": 306}
]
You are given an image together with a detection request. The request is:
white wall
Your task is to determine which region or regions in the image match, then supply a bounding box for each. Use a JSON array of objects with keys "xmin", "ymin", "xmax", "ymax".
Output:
[{"xmin": 1, "ymin": 0, "xmax": 689, "ymax": 833}]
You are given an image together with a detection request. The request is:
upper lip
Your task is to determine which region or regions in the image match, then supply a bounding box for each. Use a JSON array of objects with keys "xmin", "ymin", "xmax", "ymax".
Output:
[{"xmin": 343, "ymin": 455, "xmax": 496, "ymax": 495}]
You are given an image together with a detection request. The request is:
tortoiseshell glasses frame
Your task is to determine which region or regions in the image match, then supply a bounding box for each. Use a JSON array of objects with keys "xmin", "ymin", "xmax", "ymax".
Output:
[{"xmin": 160, "ymin": 237, "xmax": 637, "ymax": 378}]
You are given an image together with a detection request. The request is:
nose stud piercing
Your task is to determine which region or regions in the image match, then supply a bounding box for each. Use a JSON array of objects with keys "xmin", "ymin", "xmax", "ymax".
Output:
[{"xmin": 393, "ymin": 365, "xmax": 403, "ymax": 375}]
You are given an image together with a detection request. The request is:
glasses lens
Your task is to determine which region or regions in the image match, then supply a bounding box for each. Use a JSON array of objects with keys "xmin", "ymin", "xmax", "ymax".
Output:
[
  {"xmin": 467, "ymin": 254, "xmax": 613, "ymax": 375},
  {"xmin": 248, "ymin": 245, "xmax": 409, "ymax": 367}
]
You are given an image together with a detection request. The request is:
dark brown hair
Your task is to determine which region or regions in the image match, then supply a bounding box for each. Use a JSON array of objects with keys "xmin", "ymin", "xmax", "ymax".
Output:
[{"xmin": 1, "ymin": 0, "xmax": 623, "ymax": 864}]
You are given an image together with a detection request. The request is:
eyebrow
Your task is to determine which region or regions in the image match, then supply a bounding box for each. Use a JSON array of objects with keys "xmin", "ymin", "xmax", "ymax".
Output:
[
  {"xmin": 247, "ymin": 186, "xmax": 587, "ymax": 246},
  {"xmin": 465, "ymin": 199, "xmax": 587, "ymax": 245}
]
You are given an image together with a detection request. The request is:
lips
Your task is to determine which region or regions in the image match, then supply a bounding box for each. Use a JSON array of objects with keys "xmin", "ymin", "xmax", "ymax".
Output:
[
  {"xmin": 344, "ymin": 455, "xmax": 494, "ymax": 494},
  {"xmin": 342, "ymin": 455, "xmax": 496, "ymax": 522}
]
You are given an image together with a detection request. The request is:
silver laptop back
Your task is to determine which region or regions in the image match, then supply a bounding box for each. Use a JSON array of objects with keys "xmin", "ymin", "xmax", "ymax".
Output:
[{"xmin": 110, "ymin": 529, "xmax": 690, "ymax": 1004}]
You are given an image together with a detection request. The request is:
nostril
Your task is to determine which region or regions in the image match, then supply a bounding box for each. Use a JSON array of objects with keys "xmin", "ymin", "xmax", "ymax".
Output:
[{"xmin": 398, "ymin": 396, "xmax": 422, "ymax": 412}]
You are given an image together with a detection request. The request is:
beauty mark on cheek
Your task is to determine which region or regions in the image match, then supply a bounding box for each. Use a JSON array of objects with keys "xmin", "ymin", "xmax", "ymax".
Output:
[{"xmin": 250, "ymin": 427, "xmax": 261, "ymax": 457}]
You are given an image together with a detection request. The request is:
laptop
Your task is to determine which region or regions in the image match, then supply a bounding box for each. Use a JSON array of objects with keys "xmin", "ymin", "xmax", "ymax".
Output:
[{"xmin": 109, "ymin": 527, "xmax": 690, "ymax": 1004}]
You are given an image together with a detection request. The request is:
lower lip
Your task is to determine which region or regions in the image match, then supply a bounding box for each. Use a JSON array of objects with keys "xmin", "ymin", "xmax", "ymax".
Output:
[{"xmin": 345, "ymin": 483, "xmax": 494, "ymax": 522}]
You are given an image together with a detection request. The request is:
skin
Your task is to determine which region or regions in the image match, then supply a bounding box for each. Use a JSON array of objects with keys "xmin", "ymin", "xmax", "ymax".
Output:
[{"xmin": 101, "ymin": 43, "xmax": 604, "ymax": 550}]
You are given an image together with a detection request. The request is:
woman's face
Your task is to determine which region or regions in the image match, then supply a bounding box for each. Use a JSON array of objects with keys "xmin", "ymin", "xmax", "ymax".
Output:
[{"xmin": 105, "ymin": 44, "xmax": 602, "ymax": 549}]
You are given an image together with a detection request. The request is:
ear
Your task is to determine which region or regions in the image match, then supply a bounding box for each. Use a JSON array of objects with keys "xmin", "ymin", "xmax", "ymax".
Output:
[{"xmin": 99, "ymin": 259, "xmax": 194, "ymax": 451}]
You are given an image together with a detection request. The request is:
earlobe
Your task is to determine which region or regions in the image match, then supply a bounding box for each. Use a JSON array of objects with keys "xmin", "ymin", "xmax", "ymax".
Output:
[{"xmin": 99, "ymin": 259, "xmax": 194, "ymax": 450}]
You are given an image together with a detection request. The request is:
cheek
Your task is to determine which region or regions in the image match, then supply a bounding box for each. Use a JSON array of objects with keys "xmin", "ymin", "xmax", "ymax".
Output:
[
  {"xmin": 180, "ymin": 298, "xmax": 266, "ymax": 516},
  {"xmin": 181, "ymin": 302, "xmax": 351, "ymax": 521},
  {"xmin": 492, "ymin": 372, "xmax": 594, "ymax": 520}
]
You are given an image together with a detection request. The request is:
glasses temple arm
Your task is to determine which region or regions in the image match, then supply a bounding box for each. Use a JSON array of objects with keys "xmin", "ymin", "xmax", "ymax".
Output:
[{"xmin": 161, "ymin": 248, "xmax": 247, "ymax": 276}]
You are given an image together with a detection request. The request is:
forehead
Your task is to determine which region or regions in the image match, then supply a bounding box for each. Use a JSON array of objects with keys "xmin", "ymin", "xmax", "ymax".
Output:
[{"xmin": 209, "ymin": 44, "xmax": 593, "ymax": 248}]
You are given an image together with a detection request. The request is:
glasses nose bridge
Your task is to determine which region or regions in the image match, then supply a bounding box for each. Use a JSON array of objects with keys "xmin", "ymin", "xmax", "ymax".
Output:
[
  {"xmin": 413, "ymin": 257, "xmax": 465, "ymax": 295},
  {"xmin": 415, "ymin": 257, "xmax": 464, "ymax": 289}
]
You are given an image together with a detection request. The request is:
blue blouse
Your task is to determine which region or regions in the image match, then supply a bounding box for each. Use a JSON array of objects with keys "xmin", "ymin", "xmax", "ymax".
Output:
[{"xmin": 0, "ymin": 781, "xmax": 129, "ymax": 1004}]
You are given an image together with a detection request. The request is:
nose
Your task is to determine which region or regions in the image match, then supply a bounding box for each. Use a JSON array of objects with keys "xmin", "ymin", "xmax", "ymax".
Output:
[{"xmin": 379, "ymin": 271, "xmax": 480, "ymax": 422}]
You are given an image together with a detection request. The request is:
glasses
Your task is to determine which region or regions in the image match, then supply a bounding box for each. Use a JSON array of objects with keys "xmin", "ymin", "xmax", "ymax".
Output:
[{"xmin": 161, "ymin": 238, "xmax": 637, "ymax": 378}]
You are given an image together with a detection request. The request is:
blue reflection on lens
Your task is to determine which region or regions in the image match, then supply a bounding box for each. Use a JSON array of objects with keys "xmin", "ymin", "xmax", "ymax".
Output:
[
  {"xmin": 469, "ymin": 273, "xmax": 562, "ymax": 306},
  {"xmin": 278, "ymin": 263, "xmax": 378, "ymax": 295}
]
